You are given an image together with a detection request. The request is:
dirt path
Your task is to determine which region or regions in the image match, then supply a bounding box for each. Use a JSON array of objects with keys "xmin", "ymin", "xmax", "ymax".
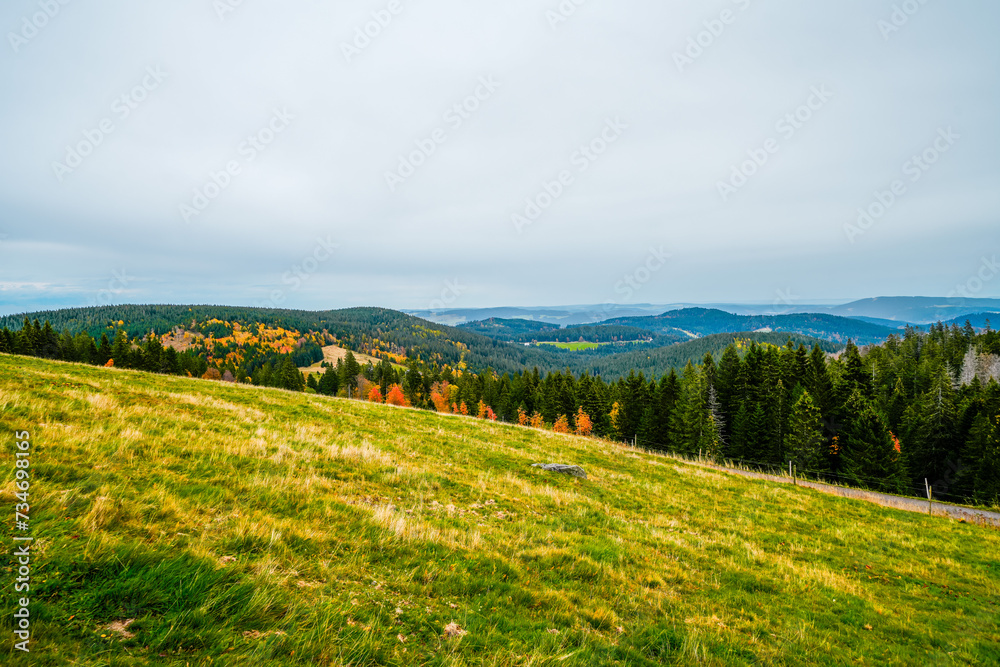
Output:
[{"xmin": 693, "ymin": 461, "xmax": 1000, "ymax": 528}]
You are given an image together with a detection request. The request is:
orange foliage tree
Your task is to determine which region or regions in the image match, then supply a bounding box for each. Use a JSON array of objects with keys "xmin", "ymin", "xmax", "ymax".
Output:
[
  {"xmin": 530, "ymin": 412, "xmax": 545, "ymax": 429},
  {"xmin": 459, "ymin": 401, "xmax": 468, "ymax": 416},
  {"xmin": 202, "ymin": 368, "xmax": 222, "ymax": 381},
  {"xmin": 475, "ymin": 402, "xmax": 497, "ymax": 421},
  {"xmin": 367, "ymin": 386, "xmax": 384, "ymax": 403},
  {"xmin": 553, "ymin": 415, "xmax": 571, "ymax": 433},
  {"xmin": 430, "ymin": 382, "xmax": 452, "ymax": 412},
  {"xmin": 575, "ymin": 408, "xmax": 593, "ymax": 436},
  {"xmin": 517, "ymin": 407, "xmax": 528, "ymax": 426},
  {"xmin": 104, "ymin": 359, "xmax": 114, "ymax": 368},
  {"xmin": 385, "ymin": 384, "xmax": 408, "ymax": 407}
]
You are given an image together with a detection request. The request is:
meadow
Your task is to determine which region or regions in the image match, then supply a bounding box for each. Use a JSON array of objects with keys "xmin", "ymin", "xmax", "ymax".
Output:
[{"xmin": 1, "ymin": 353, "xmax": 998, "ymax": 665}]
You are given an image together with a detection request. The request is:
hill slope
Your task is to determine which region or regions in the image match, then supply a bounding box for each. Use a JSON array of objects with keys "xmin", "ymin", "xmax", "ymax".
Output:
[
  {"xmin": 1, "ymin": 354, "xmax": 998, "ymax": 665},
  {"xmin": 604, "ymin": 308, "xmax": 899, "ymax": 345}
]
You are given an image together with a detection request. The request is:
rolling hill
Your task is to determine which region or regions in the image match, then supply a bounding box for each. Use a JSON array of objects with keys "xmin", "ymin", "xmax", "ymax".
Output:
[
  {"xmin": 602, "ymin": 308, "xmax": 900, "ymax": 345},
  {"xmin": 0, "ymin": 305, "xmax": 839, "ymax": 381},
  {"xmin": 566, "ymin": 331, "xmax": 841, "ymax": 379},
  {"xmin": 1, "ymin": 354, "xmax": 998, "ymax": 665}
]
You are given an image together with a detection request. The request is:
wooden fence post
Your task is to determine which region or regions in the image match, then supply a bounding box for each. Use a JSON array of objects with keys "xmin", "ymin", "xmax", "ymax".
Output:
[{"xmin": 925, "ymin": 478, "xmax": 932, "ymax": 514}]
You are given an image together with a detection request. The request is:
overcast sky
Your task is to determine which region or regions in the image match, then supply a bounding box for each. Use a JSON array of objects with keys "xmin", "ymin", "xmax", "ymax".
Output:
[{"xmin": 0, "ymin": 0, "xmax": 997, "ymax": 316}]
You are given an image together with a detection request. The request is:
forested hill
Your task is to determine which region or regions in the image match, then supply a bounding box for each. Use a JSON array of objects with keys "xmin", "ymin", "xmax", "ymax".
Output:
[
  {"xmin": 570, "ymin": 331, "xmax": 840, "ymax": 379},
  {"xmin": 459, "ymin": 319, "xmax": 684, "ymax": 346},
  {"xmin": 0, "ymin": 304, "xmax": 561, "ymax": 376},
  {"xmin": 604, "ymin": 308, "xmax": 902, "ymax": 345},
  {"xmin": 1, "ymin": 304, "xmax": 849, "ymax": 383},
  {"xmin": 455, "ymin": 317, "xmax": 557, "ymax": 338}
]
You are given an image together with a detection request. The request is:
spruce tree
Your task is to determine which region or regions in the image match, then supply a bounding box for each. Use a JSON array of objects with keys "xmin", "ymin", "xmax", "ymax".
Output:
[
  {"xmin": 840, "ymin": 390, "xmax": 909, "ymax": 494},
  {"xmin": 784, "ymin": 391, "xmax": 826, "ymax": 474},
  {"xmin": 341, "ymin": 351, "xmax": 360, "ymax": 396},
  {"xmin": 900, "ymin": 365, "xmax": 956, "ymax": 487},
  {"xmin": 670, "ymin": 362, "xmax": 706, "ymax": 455},
  {"xmin": 318, "ymin": 366, "xmax": 340, "ymax": 396},
  {"xmin": 96, "ymin": 333, "xmax": 113, "ymax": 365}
]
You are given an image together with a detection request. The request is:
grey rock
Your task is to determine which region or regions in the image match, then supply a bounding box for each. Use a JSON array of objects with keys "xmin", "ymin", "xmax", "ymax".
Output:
[{"xmin": 531, "ymin": 463, "xmax": 587, "ymax": 479}]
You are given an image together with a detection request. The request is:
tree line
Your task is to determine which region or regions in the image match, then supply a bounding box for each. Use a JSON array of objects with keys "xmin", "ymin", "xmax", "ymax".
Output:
[{"xmin": 3, "ymin": 317, "xmax": 998, "ymax": 508}]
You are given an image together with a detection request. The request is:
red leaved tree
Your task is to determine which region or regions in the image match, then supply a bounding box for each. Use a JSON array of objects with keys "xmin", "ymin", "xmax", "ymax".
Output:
[{"xmin": 385, "ymin": 384, "xmax": 408, "ymax": 407}]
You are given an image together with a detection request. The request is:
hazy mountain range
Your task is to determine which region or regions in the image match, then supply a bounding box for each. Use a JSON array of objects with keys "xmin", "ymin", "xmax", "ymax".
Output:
[{"xmin": 406, "ymin": 297, "xmax": 1000, "ymax": 327}]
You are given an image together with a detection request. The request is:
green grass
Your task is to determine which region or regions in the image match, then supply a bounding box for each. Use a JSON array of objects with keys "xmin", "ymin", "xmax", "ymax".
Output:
[
  {"xmin": 1, "ymin": 353, "xmax": 999, "ymax": 665},
  {"xmin": 537, "ymin": 341, "xmax": 603, "ymax": 350}
]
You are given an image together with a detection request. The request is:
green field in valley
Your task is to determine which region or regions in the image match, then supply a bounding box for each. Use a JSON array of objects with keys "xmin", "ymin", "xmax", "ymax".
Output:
[
  {"xmin": 536, "ymin": 341, "xmax": 603, "ymax": 351},
  {"xmin": 1, "ymin": 353, "xmax": 999, "ymax": 665}
]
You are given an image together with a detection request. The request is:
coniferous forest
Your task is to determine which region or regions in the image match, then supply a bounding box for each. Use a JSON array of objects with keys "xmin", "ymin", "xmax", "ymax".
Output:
[{"xmin": 2, "ymin": 313, "xmax": 998, "ymax": 509}]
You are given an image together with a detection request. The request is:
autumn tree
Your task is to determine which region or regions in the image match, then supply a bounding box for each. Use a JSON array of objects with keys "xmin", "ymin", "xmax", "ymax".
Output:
[
  {"xmin": 386, "ymin": 384, "xmax": 408, "ymax": 407},
  {"xmin": 575, "ymin": 408, "xmax": 593, "ymax": 436},
  {"xmin": 367, "ymin": 385, "xmax": 384, "ymax": 403},
  {"xmin": 517, "ymin": 406, "xmax": 528, "ymax": 426},
  {"xmin": 430, "ymin": 381, "xmax": 452, "ymax": 412},
  {"xmin": 553, "ymin": 415, "xmax": 570, "ymax": 433}
]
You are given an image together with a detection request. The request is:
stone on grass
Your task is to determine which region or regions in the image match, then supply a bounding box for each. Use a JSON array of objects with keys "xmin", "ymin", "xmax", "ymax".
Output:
[{"xmin": 531, "ymin": 463, "xmax": 587, "ymax": 479}]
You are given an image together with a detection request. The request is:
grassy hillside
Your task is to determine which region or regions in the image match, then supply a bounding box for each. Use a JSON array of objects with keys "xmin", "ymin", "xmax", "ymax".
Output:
[{"xmin": 1, "ymin": 354, "xmax": 999, "ymax": 665}]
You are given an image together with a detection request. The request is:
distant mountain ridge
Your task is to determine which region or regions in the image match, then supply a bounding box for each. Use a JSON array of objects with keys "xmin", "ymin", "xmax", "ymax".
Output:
[
  {"xmin": 600, "ymin": 308, "xmax": 901, "ymax": 345},
  {"xmin": 406, "ymin": 296, "xmax": 1000, "ymax": 326}
]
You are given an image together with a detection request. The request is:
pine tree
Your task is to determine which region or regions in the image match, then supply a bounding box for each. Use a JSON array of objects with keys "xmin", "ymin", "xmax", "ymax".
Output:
[
  {"xmin": 639, "ymin": 370, "xmax": 678, "ymax": 451},
  {"xmin": 966, "ymin": 413, "xmax": 1000, "ymax": 506},
  {"xmin": 278, "ymin": 356, "xmax": 304, "ymax": 391},
  {"xmin": 318, "ymin": 366, "xmax": 340, "ymax": 396},
  {"xmin": 111, "ymin": 330, "xmax": 131, "ymax": 368},
  {"xmin": 784, "ymin": 391, "xmax": 826, "ymax": 473},
  {"xmin": 96, "ymin": 333, "xmax": 112, "ymax": 366},
  {"xmin": 341, "ymin": 351, "xmax": 361, "ymax": 396},
  {"xmin": 670, "ymin": 362, "xmax": 706, "ymax": 455},
  {"xmin": 900, "ymin": 365, "xmax": 956, "ymax": 487},
  {"xmin": 715, "ymin": 345, "xmax": 743, "ymax": 444},
  {"xmin": 701, "ymin": 385, "xmax": 725, "ymax": 461},
  {"xmin": 38, "ymin": 321, "xmax": 59, "ymax": 358},
  {"xmin": 840, "ymin": 390, "xmax": 909, "ymax": 494}
]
